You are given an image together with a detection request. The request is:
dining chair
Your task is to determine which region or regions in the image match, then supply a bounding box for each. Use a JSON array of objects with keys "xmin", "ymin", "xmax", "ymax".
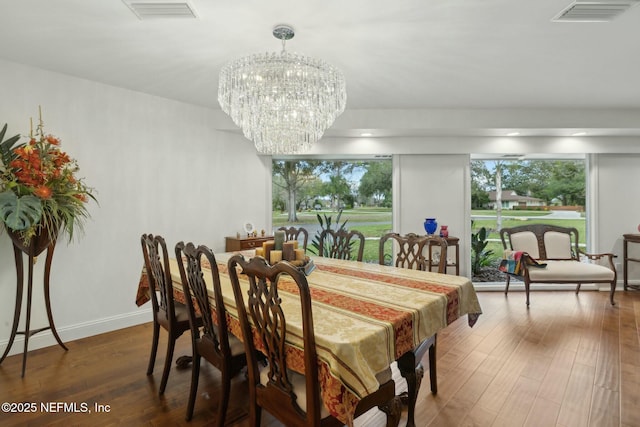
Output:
[
  {"xmin": 379, "ymin": 232, "xmax": 449, "ymax": 273},
  {"xmin": 378, "ymin": 232, "xmax": 426, "ymax": 269},
  {"xmin": 317, "ymin": 228, "xmax": 365, "ymax": 262},
  {"xmin": 377, "ymin": 232, "xmax": 447, "ymax": 424},
  {"xmin": 227, "ymin": 254, "xmax": 401, "ymax": 427},
  {"xmin": 277, "ymin": 226, "xmax": 309, "ymax": 251},
  {"xmin": 175, "ymin": 242, "xmax": 248, "ymax": 425},
  {"xmin": 141, "ymin": 233, "xmax": 201, "ymax": 395}
]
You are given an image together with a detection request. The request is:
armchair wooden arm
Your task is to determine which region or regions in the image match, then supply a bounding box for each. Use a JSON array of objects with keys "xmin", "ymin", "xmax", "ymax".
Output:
[{"xmin": 579, "ymin": 250, "xmax": 617, "ymax": 269}]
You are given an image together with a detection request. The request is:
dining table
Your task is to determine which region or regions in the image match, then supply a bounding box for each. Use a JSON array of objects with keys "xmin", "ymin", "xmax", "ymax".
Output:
[{"xmin": 135, "ymin": 250, "xmax": 482, "ymax": 426}]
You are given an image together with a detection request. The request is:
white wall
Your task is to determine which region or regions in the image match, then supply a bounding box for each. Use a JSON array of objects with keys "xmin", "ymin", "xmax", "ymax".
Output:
[
  {"xmin": 0, "ymin": 60, "xmax": 270, "ymax": 356},
  {"xmin": 593, "ymin": 154, "xmax": 640, "ymax": 285}
]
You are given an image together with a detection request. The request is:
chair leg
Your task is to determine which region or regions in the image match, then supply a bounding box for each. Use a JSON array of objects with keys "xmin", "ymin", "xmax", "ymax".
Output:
[
  {"xmin": 525, "ymin": 280, "xmax": 531, "ymax": 307},
  {"xmin": 504, "ymin": 275, "xmax": 511, "ymax": 295},
  {"xmin": 397, "ymin": 352, "xmax": 422, "ymax": 427},
  {"xmin": 147, "ymin": 321, "xmax": 160, "ymax": 375},
  {"xmin": 159, "ymin": 334, "xmax": 176, "ymax": 395},
  {"xmin": 185, "ymin": 353, "xmax": 201, "ymax": 421},
  {"xmin": 428, "ymin": 337, "xmax": 437, "ymax": 394},
  {"xmin": 216, "ymin": 369, "xmax": 232, "ymax": 427},
  {"xmin": 575, "ymin": 283, "xmax": 581, "ymax": 294},
  {"xmin": 379, "ymin": 395, "xmax": 402, "ymax": 427},
  {"xmin": 251, "ymin": 405, "xmax": 262, "ymax": 427},
  {"xmin": 610, "ymin": 281, "xmax": 616, "ymax": 305},
  {"xmin": 404, "ymin": 367, "xmax": 420, "ymax": 427}
]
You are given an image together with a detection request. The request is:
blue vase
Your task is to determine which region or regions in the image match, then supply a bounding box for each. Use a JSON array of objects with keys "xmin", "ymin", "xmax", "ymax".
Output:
[{"xmin": 424, "ymin": 218, "xmax": 438, "ymax": 235}]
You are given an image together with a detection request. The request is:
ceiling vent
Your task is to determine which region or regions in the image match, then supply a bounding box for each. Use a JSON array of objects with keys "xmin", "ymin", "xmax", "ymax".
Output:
[
  {"xmin": 552, "ymin": 1, "xmax": 640, "ymax": 22},
  {"xmin": 123, "ymin": 1, "xmax": 198, "ymax": 20}
]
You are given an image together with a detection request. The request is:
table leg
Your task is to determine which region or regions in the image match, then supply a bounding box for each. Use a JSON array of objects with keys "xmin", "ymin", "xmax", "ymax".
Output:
[{"xmin": 428, "ymin": 338, "xmax": 438, "ymax": 394}]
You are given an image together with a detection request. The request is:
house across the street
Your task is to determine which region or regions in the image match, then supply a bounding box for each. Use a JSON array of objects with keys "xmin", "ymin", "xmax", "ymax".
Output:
[{"xmin": 487, "ymin": 190, "xmax": 546, "ymax": 210}]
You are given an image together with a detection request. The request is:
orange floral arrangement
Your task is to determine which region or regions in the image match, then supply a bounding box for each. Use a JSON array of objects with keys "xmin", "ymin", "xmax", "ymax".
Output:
[{"xmin": 0, "ymin": 109, "xmax": 96, "ymax": 243}]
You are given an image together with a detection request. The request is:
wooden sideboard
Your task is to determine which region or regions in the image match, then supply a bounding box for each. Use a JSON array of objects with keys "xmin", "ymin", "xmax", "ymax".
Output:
[{"xmin": 225, "ymin": 236, "xmax": 273, "ymax": 252}]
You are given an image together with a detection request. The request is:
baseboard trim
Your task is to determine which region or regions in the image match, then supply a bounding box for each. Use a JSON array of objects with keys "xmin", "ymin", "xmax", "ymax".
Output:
[{"xmin": 0, "ymin": 310, "xmax": 151, "ymax": 358}]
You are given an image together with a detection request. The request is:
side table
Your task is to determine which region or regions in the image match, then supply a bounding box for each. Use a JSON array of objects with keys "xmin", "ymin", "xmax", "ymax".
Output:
[{"xmin": 623, "ymin": 234, "xmax": 640, "ymax": 291}]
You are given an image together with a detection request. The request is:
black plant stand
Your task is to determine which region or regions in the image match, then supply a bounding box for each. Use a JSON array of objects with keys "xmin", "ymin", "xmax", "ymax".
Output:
[{"xmin": 0, "ymin": 234, "xmax": 67, "ymax": 377}]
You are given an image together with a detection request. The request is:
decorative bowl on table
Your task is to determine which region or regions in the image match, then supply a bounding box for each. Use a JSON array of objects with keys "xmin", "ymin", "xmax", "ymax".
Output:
[{"xmin": 288, "ymin": 256, "xmax": 316, "ymax": 276}]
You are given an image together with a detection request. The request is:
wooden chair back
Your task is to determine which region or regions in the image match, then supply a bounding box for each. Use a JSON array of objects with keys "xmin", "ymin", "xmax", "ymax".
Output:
[
  {"xmin": 379, "ymin": 233, "xmax": 449, "ymax": 273},
  {"xmin": 500, "ymin": 223, "xmax": 580, "ymax": 260},
  {"xmin": 278, "ymin": 226, "xmax": 309, "ymax": 251},
  {"xmin": 141, "ymin": 233, "xmax": 196, "ymax": 395},
  {"xmin": 175, "ymin": 242, "xmax": 231, "ymax": 366},
  {"xmin": 379, "ymin": 232, "xmax": 425, "ymax": 269},
  {"xmin": 227, "ymin": 254, "xmax": 323, "ymax": 426},
  {"xmin": 141, "ymin": 234, "xmax": 176, "ymax": 326},
  {"xmin": 318, "ymin": 229, "xmax": 365, "ymax": 262}
]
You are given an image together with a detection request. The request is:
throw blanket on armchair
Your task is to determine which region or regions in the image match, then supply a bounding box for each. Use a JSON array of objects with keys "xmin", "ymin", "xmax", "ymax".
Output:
[
  {"xmin": 499, "ymin": 250, "xmax": 524, "ymax": 275},
  {"xmin": 499, "ymin": 250, "xmax": 547, "ymax": 275}
]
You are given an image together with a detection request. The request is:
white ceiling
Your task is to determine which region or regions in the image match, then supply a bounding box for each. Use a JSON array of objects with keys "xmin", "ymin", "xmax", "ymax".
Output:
[{"xmin": 1, "ymin": 0, "xmax": 639, "ymax": 139}]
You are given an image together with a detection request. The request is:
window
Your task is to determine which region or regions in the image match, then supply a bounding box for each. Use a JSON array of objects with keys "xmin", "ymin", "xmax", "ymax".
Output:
[
  {"xmin": 470, "ymin": 156, "xmax": 587, "ymax": 282},
  {"xmin": 272, "ymin": 159, "xmax": 392, "ymax": 262}
]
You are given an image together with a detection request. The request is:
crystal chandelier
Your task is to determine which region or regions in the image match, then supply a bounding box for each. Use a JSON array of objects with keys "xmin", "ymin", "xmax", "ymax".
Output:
[{"xmin": 218, "ymin": 25, "xmax": 347, "ymax": 155}]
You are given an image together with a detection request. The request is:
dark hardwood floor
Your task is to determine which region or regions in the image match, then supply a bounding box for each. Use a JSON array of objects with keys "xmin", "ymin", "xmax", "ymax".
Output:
[{"xmin": 1, "ymin": 289, "xmax": 638, "ymax": 426}]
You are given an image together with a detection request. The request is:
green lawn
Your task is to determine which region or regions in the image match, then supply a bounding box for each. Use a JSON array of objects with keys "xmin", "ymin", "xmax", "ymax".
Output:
[
  {"xmin": 273, "ymin": 207, "xmax": 392, "ymax": 227},
  {"xmin": 471, "ymin": 217, "xmax": 586, "ymax": 243}
]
